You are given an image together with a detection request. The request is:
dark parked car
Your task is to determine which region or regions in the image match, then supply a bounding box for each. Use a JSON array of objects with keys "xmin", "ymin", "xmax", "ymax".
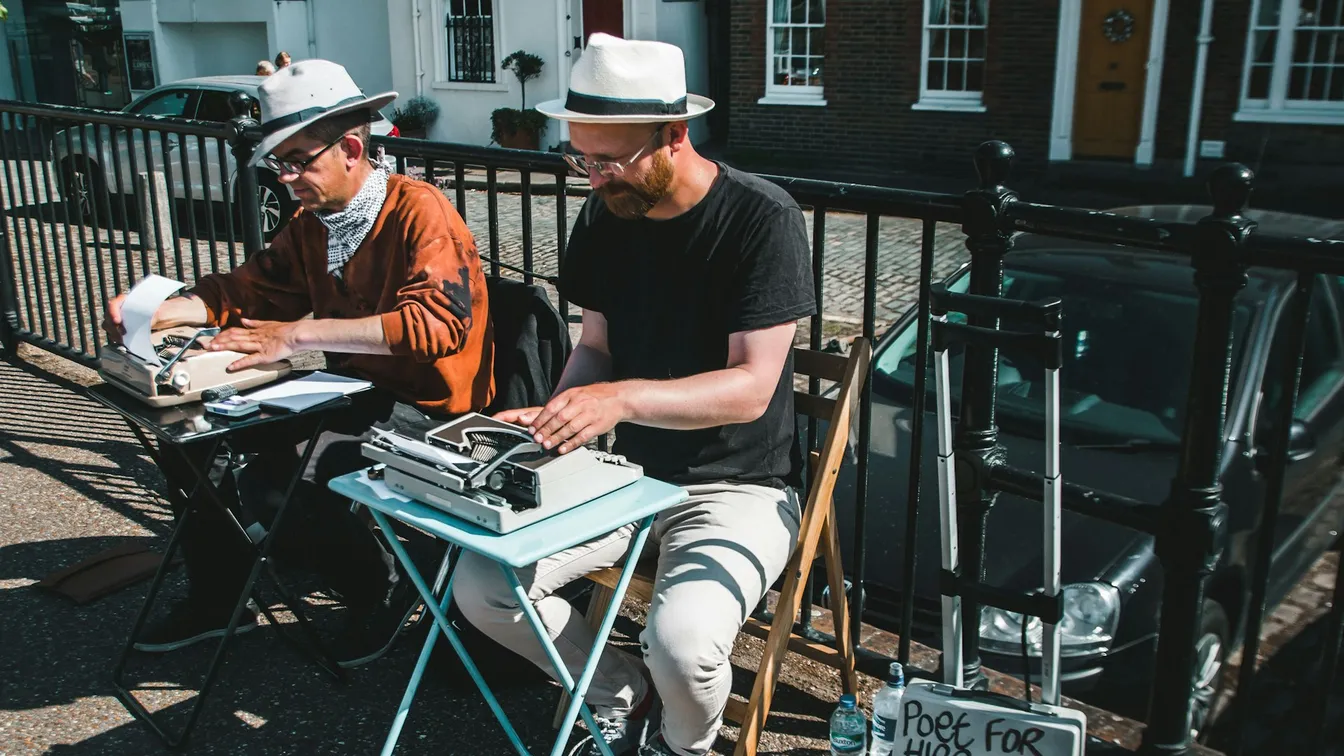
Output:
[{"xmin": 833, "ymin": 205, "xmax": 1344, "ymax": 733}]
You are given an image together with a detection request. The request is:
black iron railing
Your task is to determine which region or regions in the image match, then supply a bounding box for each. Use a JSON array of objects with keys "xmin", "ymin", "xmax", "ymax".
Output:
[{"xmin": 0, "ymin": 100, "xmax": 1341, "ymax": 756}]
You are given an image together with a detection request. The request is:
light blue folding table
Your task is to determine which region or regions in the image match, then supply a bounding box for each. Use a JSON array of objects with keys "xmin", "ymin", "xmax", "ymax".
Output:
[{"xmin": 328, "ymin": 469, "xmax": 687, "ymax": 756}]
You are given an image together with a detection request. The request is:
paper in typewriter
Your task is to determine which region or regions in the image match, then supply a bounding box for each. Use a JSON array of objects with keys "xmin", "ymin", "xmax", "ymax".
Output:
[{"xmin": 121, "ymin": 275, "xmax": 186, "ymax": 365}]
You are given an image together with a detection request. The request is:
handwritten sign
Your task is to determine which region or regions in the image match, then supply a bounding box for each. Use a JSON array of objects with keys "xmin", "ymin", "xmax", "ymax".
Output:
[{"xmin": 894, "ymin": 681, "xmax": 1085, "ymax": 756}]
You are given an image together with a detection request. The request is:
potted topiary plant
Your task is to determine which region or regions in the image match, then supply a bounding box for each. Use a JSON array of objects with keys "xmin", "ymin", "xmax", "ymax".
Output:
[
  {"xmin": 491, "ymin": 50, "xmax": 546, "ymax": 150},
  {"xmin": 392, "ymin": 95, "xmax": 440, "ymax": 140}
]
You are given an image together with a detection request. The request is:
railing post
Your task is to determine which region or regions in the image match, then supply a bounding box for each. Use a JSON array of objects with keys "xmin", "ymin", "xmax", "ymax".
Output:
[
  {"xmin": 228, "ymin": 92, "xmax": 264, "ymax": 258},
  {"xmin": 0, "ymin": 212, "xmax": 18, "ymax": 356},
  {"xmin": 1139, "ymin": 164, "xmax": 1252, "ymax": 755},
  {"xmin": 953, "ymin": 141, "xmax": 1016, "ymax": 689}
]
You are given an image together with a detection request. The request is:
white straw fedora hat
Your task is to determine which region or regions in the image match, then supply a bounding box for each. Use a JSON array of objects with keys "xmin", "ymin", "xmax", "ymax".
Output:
[
  {"xmin": 249, "ymin": 59, "xmax": 397, "ymax": 166},
  {"xmin": 535, "ymin": 34, "xmax": 714, "ymax": 124}
]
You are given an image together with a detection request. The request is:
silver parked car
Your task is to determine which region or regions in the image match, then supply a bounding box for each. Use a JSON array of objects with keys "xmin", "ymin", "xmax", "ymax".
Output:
[{"xmin": 54, "ymin": 75, "xmax": 397, "ymax": 241}]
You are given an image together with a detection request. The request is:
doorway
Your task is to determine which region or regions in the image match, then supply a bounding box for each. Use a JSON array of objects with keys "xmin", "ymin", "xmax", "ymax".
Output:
[
  {"xmin": 1072, "ymin": 1, "xmax": 1155, "ymax": 159},
  {"xmin": 582, "ymin": 0, "xmax": 624, "ymax": 43}
]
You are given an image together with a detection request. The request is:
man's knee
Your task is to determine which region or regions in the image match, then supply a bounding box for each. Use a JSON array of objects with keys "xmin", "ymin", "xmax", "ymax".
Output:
[
  {"xmin": 643, "ymin": 595, "xmax": 738, "ymax": 678},
  {"xmin": 452, "ymin": 552, "xmax": 522, "ymax": 628}
]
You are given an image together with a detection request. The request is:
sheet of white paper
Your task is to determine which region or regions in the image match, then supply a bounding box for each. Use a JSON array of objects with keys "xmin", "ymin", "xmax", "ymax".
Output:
[
  {"xmin": 122, "ymin": 274, "xmax": 186, "ymax": 365},
  {"xmin": 369, "ymin": 428, "xmax": 480, "ymax": 471},
  {"xmin": 242, "ymin": 371, "xmax": 374, "ymax": 402}
]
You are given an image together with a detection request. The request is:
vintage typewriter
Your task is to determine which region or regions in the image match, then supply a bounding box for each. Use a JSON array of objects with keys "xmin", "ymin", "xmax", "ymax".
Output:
[
  {"xmin": 362, "ymin": 413, "xmax": 643, "ymax": 533},
  {"xmin": 98, "ymin": 326, "xmax": 291, "ymax": 408}
]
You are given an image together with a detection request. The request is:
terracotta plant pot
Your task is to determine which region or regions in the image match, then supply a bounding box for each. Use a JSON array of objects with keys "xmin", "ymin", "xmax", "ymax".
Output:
[
  {"xmin": 498, "ymin": 129, "xmax": 540, "ymax": 151},
  {"xmin": 399, "ymin": 127, "xmax": 427, "ymax": 140}
]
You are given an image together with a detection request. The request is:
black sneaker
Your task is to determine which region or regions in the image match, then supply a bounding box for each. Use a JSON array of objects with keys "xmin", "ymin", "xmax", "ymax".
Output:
[
  {"xmin": 330, "ymin": 578, "xmax": 420, "ymax": 668},
  {"xmin": 133, "ymin": 598, "xmax": 259, "ymax": 653},
  {"xmin": 574, "ymin": 686, "xmax": 659, "ymax": 756}
]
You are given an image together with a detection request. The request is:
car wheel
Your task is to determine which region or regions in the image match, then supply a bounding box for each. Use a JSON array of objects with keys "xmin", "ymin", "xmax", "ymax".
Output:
[
  {"xmin": 1190, "ymin": 599, "xmax": 1231, "ymax": 740},
  {"xmin": 256, "ymin": 171, "xmax": 297, "ymax": 243},
  {"xmin": 61, "ymin": 157, "xmax": 103, "ymax": 225}
]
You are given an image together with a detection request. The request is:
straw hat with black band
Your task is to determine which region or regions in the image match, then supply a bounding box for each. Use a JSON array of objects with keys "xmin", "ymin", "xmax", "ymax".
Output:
[
  {"xmin": 535, "ymin": 33, "xmax": 714, "ymax": 125},
  {"xmin": 249, "ymin": 59, "xmax": 397, "ymax": 167}
]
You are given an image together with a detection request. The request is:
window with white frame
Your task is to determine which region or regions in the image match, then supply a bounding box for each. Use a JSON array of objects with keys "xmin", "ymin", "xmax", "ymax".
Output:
[
  {"xmin": 917, "ymin": 0, "xmax": 988, "ymax": 111},
  {"xmin": 762, "ymin": 0, "xmax": 825, "ymax": 104},
  {"xmin": 1241, "ymin": 0, "xmax": 1344, "ymax": 122},
  {"xmin": 443, "ymin": 0, "xmax": 496, "ymax": 84}
]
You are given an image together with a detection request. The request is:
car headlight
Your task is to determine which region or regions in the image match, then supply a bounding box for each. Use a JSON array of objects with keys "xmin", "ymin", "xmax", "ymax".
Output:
[{"xmin": 978, "ymin": 582, "xmax": 1120, "ymax": 658}]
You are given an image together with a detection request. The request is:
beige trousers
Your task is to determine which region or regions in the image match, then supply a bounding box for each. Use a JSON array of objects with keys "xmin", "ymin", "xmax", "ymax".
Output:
[{"xmin": 453, "ymin": 482, "xmax": 801, "ymax": 756}]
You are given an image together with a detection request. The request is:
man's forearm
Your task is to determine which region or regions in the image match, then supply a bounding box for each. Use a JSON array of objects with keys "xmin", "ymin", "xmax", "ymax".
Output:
[
  {"xmin": 152, "ymin": 294, "xmax": 210, "ymax": 330},
  {"xmin": 617, "ymin": 367, "xmax": 768, "ymax": 431},
  {"xmin": 292, "ymin": 316, "xmax": 393, "ymax": 355},
  {"xmin": 554, "ymin": 343, "xmax": 612, "ymax": 393}
]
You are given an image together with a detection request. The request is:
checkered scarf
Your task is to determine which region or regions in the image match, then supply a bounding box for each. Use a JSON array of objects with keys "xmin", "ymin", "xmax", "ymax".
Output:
[{"xmin": 315, "ymin": 166, "xmax": 390, "ymax": 277}]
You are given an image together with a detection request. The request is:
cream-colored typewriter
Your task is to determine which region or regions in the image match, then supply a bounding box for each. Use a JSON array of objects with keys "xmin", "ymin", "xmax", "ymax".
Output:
[
  {"xmin": 98, "ymin": 326, "xmax": 291, "ymax": 408},
  {"xmin": 362, "ymin": 413, "xmax": 643, "ymax": 533}
]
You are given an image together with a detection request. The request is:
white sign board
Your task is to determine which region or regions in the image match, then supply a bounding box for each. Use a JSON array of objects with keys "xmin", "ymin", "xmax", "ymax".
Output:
[{"xmin": 895, "ymin": 681, "xmax": 1086, "ymax": 756}]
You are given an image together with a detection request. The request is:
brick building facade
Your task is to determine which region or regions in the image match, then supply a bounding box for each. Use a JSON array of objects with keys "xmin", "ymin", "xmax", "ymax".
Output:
[{"xmin": 726, "ymin": 0, "xmax": 1344, "ymax": 190}]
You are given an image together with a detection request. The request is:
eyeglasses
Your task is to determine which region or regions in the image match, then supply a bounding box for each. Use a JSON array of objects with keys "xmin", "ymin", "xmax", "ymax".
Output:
[
  {"xmin": 562, "ymin": 126, "xmax": 665, "ymax": 178},
  {"xmin": 262, "ymin": 135, "xmax": 345, "ymax": 177}
]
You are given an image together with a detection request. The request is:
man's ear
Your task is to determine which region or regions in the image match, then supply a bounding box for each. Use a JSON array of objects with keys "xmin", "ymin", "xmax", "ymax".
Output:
[
  {"xmin": 666, "ymin": 121, "xmax": 690, "ymax": 153},
  {"xmin": 340, "ymin": 134, "xmax": 366, "ymax": 167}
]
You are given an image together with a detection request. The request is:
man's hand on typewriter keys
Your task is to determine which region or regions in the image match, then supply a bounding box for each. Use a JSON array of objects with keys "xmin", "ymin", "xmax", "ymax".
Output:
[
  {"xmin": 495, "ymin": 382, "xmax": 626, "ymax": 455},
  {"xmin": 209, "ymin": 318, "xmax": 301, "ymax": 372}
]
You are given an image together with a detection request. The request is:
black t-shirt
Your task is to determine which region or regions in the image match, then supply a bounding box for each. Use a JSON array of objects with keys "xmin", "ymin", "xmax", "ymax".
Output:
[{"xmin": 560, "ymin": 163, "xmax": 817, "ymax": 489}]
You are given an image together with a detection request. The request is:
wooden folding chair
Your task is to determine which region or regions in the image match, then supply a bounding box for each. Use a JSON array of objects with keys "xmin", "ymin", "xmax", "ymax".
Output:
[{"xmin": 553, "ymin": 338, "xmax": 871, "ymax": 756}]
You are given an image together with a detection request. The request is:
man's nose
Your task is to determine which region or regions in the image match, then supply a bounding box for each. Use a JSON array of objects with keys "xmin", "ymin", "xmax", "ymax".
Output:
[
  {"xmin": 277, "ymin": 171, "xmax": 299, "ymax": 185},
  {"xmin": 587, "ymin": 168, "xmax": 610, "ymax": 189}
]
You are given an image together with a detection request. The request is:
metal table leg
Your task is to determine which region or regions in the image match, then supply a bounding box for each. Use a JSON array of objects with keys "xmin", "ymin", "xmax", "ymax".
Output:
[
  {"xmin": 111, "ymin": 416, "xmax": 344, "ymax": 749},
  {"xmin": 367, "ymin": 510, "xmax": 656, "ymax": 756}
]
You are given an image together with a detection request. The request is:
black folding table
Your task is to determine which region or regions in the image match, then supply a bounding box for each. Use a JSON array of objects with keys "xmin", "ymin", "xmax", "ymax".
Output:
[{"xmin": 88, "ymin": 382, "xmax": 352, "ymax": 749}]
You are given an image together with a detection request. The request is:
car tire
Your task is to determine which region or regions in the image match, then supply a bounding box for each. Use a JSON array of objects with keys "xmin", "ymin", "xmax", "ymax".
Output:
[
  {"xmin": 256, "ymin": 171, "xmax": 297, "ymax": 243},
  {"xmin": 1191, "ymin": 599, "xmax": 1231, "ymax": 741},
  {"xmin": 60, "ymin": 157, "xmax": 103, "ymax": 225}
]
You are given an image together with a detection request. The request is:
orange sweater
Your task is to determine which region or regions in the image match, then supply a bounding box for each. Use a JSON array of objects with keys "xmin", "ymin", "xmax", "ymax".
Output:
[{"xmin": 191, "ymin": 174, "xmax": 494, "ymax": 415}]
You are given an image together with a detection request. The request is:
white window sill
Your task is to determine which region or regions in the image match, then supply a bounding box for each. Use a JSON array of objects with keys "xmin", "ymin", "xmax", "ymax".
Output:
[
  {"xmin": 1233, "ymin": 108, "xmax": 1344, "ymax": 125},
  {"xmin": 432, "ymin": 80, "xmax": 510, "ymax": 93},
  {"xmin": 757, "ymin": 95, "xmax": 827, "ymax": 107},
  {"xmin": 911, "ymin": 99, "xmax": 986, "ymax": 113}
]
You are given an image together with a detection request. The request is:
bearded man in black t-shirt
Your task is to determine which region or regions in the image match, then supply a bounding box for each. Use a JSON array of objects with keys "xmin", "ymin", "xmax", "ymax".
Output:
[{"xmin": 453, "ymin": 34, "xmax": 816, "ymax": 756}]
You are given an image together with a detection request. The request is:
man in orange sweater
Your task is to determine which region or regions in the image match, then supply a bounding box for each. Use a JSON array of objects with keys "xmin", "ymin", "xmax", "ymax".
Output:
[{"xmin": 103, "ymin": 60, "xmax": 493, "ymax": 666}]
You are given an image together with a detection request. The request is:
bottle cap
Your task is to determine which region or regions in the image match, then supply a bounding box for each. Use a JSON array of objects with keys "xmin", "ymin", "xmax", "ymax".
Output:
[
  {"xmin": 889, "ymin": 661, "xmax": 905, "ymax": 686},
  {"xmin": 840, "ymin": 693, "xmax": 857, "ymax": 708}
]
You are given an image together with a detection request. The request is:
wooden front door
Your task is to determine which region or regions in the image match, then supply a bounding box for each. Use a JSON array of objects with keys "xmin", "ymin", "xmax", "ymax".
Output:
[
  {"xmin": 582, "ymin": 0, "xmax": 624, "ymax": 43},
  {"xmin": 1073, "ymin": 1, "xmax": 1154, "ymax": 159}
]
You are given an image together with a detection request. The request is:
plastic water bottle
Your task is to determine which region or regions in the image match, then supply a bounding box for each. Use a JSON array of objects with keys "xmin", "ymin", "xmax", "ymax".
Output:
[
  {"xmin": 829, "ymin": 693, "xmax": 867, "ymax": 755},
  {"xmin": 868, "ymin": 662, "xmax": 906, "ymax": 756}
]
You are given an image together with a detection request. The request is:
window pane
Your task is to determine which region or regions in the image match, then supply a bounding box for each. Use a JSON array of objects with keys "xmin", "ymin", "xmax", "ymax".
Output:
[
  {"xmin": 810, "ymin": 27, "xmax": 826, "ymax": 57},
  {"xmin": 928, "ymin": 59, "xmax": 945, "ymax": 90},
  {"xmin": 792, "ymin": 55, "xmax": 808, "ymax": 84},
  {"xmin": 1310, "ymin": 66, "xmax": 1328, "ymax": 97},
  {"xmin": 791, "ymin": 0, "xmax": 806, "ymax": 24},
  {"xmin": 775, "ymin": 29, "xmax": 790, "ymax": 56},
  {"xmin": 1330, "ymin": 68, "xmax": 1344, "ymax": 99},
  {"xmin": 929, "ymin": 0, "xmax": 948, "ymax": 25},
  {"xmin": 1295, "ymin": 30, "xmax": 1314, "ymax": 61},
  {"xmin": 947, "ymin": 60, "xmax": 966, "ymax": 90},
  {"xmin": 1254, "ymin": 30, "xmax": 1278, "ymax": 63},
  {"xmin": 966, "ymin": 60, "xmax": 984, "ymax": 91},
  {"xmin": 970, "ymin": 0, "xmax": 989, "ymax": 26},
  {"xmin": 948, "ymin": 0, "xmax": 967, "ymax": 24},
  {"xmin": 1290, "ymin": 64, "xmax": 1310, "ymax": 97},
  {"xmin": 930, "ymin": 28, "xmax": 947, "ymax": 57},
  {"xmin": 793, "ymin": 28, "xmax": 808, "ymax": 57},
  {"xmin": 479, "ymin": 0, "xmax": 492, "ymax": 14},
  {"xmin": 808, "ymin": 58, "xmax": 824, "ymax": 86},
  {"xmin": 950, "ymin": 29, "xmax": 967, "ymax": 58},
  {"xmin": 810, "ymin": 0, "xmax": 825, "ymax": 24},
  {"xmin": 774, "ymin": 56, "xmax": 790, "ymax": 86},
  {"xmin": 773, "ymin": 0, "xmax": 790, "ymax": 24},
  {"xmin": 968, "ymin": 29, "xmax": 986, "ymax": 59},
  {"xmin": 1330, "ymin": 0, "xmax": 1344, "ymax": 25},
  {"xmin": 1317, "ymin": 31, "xmax": 1339, "ymax": 60},
  {"xmin": 1259, "ymin": 0, "xmax": 1283, "ymax": 26},
  {"xmin": 1249, "ymin": 64, "xmax": 1273, "ymax": 98}
]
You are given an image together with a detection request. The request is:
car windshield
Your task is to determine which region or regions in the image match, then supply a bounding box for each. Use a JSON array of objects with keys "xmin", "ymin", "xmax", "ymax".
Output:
[{"xmin": 873, "ymin": 265, "xmax": 1256, "ymax": 445}]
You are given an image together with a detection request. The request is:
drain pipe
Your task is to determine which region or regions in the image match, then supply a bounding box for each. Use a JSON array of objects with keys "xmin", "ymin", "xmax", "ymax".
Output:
[
  {"xmin": 306, "ymin": 0, "xmax": 318, "ymax": 58},
  {"xmin": 412, "ymin": 0, "xmax": 425, "ymax": 96},
  {"xmin": 555, "ymin": 0, "xmax": 571, "ymax": 146},
  {"xmin": 1183, "ymin": 0, "xmax": 1215, "ymax": 177}
]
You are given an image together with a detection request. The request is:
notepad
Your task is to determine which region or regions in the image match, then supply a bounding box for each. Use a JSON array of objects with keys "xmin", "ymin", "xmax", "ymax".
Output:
[{"xmin": 243, "ymin": 371, "xmax": 373, "ymax": 413}]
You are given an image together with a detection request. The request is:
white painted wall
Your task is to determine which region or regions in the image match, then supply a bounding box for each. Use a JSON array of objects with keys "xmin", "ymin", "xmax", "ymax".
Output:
[
  {"xmin": 121, "ymin": 0, "xmax": 393, "ymax": 100},
  {"xmin": 389, "ymin": 0, "xmax": 710, "ymax": 148}
]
